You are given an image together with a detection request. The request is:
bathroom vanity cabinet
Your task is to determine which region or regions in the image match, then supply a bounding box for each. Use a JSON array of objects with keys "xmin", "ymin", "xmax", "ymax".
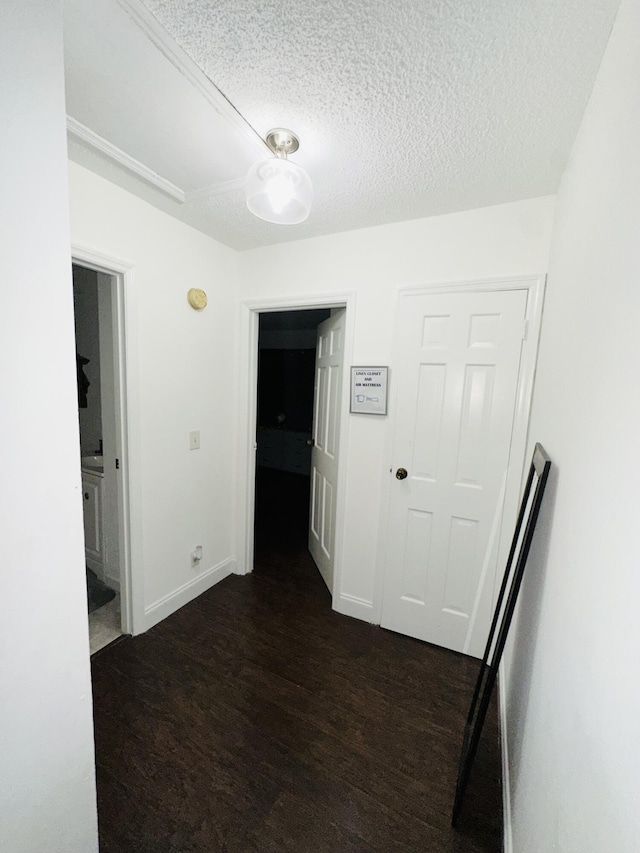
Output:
[{"xmin": 82, "ymin": 469, "xmax": 104, "ymax": 577}]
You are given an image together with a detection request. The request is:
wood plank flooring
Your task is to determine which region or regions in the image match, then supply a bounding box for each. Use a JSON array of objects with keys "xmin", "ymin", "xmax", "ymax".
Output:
[{"xmin": 91, "ymin": 468, "xmax": 501, "ymax": 852}]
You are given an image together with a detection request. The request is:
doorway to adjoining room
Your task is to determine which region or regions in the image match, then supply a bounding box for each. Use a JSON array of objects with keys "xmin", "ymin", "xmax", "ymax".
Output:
[
  {"xmin": 253, "ymin": 309, "xmax": 330, "ymax": 591},
  {"xmin": 73, "ymin": 262, "xmax": 125, "ymax": 653}
]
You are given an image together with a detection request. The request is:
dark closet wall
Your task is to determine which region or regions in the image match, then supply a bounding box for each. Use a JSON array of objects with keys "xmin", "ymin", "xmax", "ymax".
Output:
[{"xmin": 258, "ymin": 348, "xmax": 316, "ymax": 432}]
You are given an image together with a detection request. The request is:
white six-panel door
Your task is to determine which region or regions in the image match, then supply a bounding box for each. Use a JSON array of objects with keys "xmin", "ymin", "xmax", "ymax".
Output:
[
  {"xmin": 381, "ymin": 288, "xmax": 528, "ymax": 657},
  {"xmin": 309, "ymin": 310, "xmax": 345, "ymax": 592}
]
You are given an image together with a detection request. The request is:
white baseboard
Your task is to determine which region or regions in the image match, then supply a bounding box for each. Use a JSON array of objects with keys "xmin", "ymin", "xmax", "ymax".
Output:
[
  {"xmin": 143, "ymin": 557, "xmax": 236, "ymax": 632},
  {"xmin": 104, "ymin": 572, "xmax": 120, "ymax": 593},
  {"xmin": 87, "ymin": 559, "xmax": 120, "ymax": 593},
  {"xmin": 334, "ymin": 592, "xmax": 375, "ymax": 623},
  {"xmin": 498, "ymin": 661, "xmax": 513, "ymax": 853},
  {"xmin": 86, "ymin": 555, "xmax": 104, "ymax": 582}
]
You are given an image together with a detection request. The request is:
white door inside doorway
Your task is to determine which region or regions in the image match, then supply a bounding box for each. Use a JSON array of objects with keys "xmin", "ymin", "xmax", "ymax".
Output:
[
  {"xmin": 308, "ymin": 309, "xmax": 345, "ymax": 593},
  {"xmin": 380, "ymin": 287, "xmax": 528, "ymax": 658}
]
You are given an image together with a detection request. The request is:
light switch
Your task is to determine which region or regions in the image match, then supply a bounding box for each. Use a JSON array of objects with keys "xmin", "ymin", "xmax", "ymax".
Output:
[{"xmin": 189, "ymin": 430, "xmax": 200, "ymax": 450}]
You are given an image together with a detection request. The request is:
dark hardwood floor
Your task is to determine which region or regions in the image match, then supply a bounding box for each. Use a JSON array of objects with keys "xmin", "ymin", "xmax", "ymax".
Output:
[{"xmin": 91, "ymin": 468, "xmax": 502, "ymax": 852}]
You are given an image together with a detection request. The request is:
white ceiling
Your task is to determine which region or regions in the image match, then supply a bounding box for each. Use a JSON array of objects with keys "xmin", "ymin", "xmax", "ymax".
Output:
[{"xmin": 64, "ymin": 0, "xmax": 620, "ymax": 251}]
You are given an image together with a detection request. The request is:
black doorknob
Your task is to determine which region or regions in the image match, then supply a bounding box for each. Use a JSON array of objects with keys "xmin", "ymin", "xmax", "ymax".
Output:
[{"xmin": 395, "ymin": 468, "xmax": 408, "ymax": 480}]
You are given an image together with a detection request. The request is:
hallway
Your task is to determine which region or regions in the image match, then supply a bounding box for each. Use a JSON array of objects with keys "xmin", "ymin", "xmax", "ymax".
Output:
[{"xmin": 91, "ymin": 469, "xmax": 501, "ymax": 852}]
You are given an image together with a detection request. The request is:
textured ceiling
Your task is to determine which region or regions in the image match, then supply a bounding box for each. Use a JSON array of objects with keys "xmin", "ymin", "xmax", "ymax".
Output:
[{"xmin": 65, "ymin": 0, "xmax": 620, "ymax": 250}]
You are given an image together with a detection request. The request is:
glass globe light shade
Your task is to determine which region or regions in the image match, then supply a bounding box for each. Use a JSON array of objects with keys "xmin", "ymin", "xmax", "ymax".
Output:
[{"xmin": 245, "ymin": 157, "xmax": 313, "ymax": 224}]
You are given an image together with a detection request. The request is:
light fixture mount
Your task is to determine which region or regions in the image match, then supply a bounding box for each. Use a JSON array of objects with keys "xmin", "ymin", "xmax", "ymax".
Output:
[
  {"xmin": 265, "ymin": 128, "xmax": 300, "ymax": 158},
  {"xmin": 245, "ymin": 126, "xmax": 312, "ymax": 224}
]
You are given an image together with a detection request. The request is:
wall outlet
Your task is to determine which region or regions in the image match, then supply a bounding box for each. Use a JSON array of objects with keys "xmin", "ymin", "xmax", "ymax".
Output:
[{"xmin": 189, "ymin": 429, "xmax": 200, "ymax": 450}]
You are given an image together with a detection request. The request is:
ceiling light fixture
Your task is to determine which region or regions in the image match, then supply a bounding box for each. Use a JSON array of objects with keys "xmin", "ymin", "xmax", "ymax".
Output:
[{"xmin": 244, "ymin": 128, "xmax": 312, "ymax": 225}]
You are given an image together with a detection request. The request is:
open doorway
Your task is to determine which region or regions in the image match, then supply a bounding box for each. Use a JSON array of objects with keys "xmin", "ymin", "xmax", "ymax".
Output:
[
  {"xmin": 72, "ymin": 260, "xmax": 132, "ymax": 652},
  {"xmin": 253, "ymin": 309, "xmax": 330, "ymax": 590}
]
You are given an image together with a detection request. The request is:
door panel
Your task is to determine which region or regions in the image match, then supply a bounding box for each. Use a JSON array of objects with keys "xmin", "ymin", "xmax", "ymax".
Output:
[
  {"xmin": 309, "ymin": 310, "xmax": 345, "ymax": 592},
  {"xmin": 381, "ymin": 289, "xmax": 527, "ymax": 657}
]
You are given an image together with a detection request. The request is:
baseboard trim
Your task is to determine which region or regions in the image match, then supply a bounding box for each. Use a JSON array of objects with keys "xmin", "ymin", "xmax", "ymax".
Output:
[
  {"xmin": 104, "ymin": 573, "xmax": 121, "ymax": 593},
  {"xmin": 86, "ymin": 556, "xmax": 105, "ymax": 582},
  {"xmin": 334, "ymin": 593, "xmax": 375, "ymax": 623},
  {"xmin": 498, "ymin": 661, "xmax": 513, "ymax": 853},
  {"xmin": 143, "ymin": 557, "xmax": 236, "ymax": 631}
]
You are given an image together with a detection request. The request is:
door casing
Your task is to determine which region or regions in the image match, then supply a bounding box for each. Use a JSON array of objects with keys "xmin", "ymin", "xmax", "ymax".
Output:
[{"xmin": 238, "ymin": 293, "xmax": 356, "ymax": 604}]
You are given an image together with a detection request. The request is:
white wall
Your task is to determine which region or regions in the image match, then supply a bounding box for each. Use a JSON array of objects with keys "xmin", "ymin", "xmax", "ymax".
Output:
[
  {"xmin": 504, "ymin": 0, "xmax": 640, "ymax": 849},
  {"xmin": 0, "ymin": 3, "xmax": 98, "ymax": 851},
  {"xmin": 69, "ymin": 162, "xmax": 240, "ymax": 629},
  {"xmin": 239, "ymin": 197, "xmax": 555, "ymax": 618}
]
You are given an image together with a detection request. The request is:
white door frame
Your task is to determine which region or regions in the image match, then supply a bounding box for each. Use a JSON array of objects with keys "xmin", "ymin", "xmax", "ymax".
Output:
[
  {"xmin": 72, "ymin": 245, "xmax": 144, "ymax": 635},
  {"xmin": 373, "ymin": 274, "xmax": 546, "ymax": 629},
  {"xmin": 237, "ymin": 292, "xmax": 356, "ymax": 604}
]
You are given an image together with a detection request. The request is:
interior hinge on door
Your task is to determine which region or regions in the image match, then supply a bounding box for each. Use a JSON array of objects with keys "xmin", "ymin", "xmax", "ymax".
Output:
[{"xmin": 115, "ymin": 458, "xmax": 120, "ymax": 469}]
